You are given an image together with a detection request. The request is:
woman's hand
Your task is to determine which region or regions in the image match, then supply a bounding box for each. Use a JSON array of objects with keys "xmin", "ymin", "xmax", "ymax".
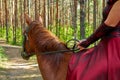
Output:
[{"xmin": 77, "ymin": 39, "xmax": 86, "ymax": 51}]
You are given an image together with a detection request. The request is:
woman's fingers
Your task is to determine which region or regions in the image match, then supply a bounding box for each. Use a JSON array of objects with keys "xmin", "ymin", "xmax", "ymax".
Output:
[
  {"xmin": 77, "ymin": 39, "xmax": 86, "ymax": 50},
  {"xmin": 77, "ymin": 45, "xmax": 85, "ymax": 51}
]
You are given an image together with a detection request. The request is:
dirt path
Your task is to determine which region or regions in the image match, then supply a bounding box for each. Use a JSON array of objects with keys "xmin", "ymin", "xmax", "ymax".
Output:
[{"xmin": 0, "ymin": 44, "xmax": 43, "ymax": 80}]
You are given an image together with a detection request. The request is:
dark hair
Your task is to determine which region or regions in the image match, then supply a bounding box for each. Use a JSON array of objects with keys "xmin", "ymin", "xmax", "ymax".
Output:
[{"xmin": 107, "ymin": 0, "xmax": 118, "ymax": 5}]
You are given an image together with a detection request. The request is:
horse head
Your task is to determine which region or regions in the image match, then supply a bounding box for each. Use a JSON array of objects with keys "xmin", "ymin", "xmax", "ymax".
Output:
[{"xmin": 21, "ymin": 14, "xmax": 43, "ymax": 60}]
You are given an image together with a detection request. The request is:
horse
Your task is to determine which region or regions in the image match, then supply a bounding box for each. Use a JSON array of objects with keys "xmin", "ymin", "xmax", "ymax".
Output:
[{"xmin": 21, "ymin": 14, "xmax": 73, "ymax": 80}]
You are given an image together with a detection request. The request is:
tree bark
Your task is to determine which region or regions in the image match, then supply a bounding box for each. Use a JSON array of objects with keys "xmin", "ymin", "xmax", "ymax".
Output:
[
  {"xmin": 4, "ymin": 0, "xmax": 9, "ymax": 42},
  {"xmin": 79, "ymin": 0, "xmax": 86, "ymax": 39}
]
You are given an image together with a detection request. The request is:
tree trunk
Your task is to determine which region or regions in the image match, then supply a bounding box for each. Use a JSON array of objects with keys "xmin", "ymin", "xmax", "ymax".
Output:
[
  {"xmin": 72, "ymin": 0, "xmax": 77, "ymax": 39},
  {"xmin": 43, "ymin": 0, "xmax": 46, "ymax": 28},
  {"xmin": 102, "ymin": 0, "xmax": 106, "ymax": 9},
  {"xmin": 4, "ymin": 0, "xmax": 9, "ymax": 42},
  {"xmin": 93, "ymin": 0, "xmax": 96, "ymax": 31},
  {"xmin": 87, "ymin": 0, "xmax": 90, "ymax": 25},
  {"xmin": 20, "ymin": 0, "xmax": 23, "ymax": 34},
  {"xmin": 47, "ymin": 0, "xmax": 50, "ymax": 29},
  {"xmin": 79, "ymin": 0, "xmax": 86, "ymax": 39},
  {"xmin": 23, "ymin": 0, "xmax": 27, "ymax": 30},
  {"xmin": 0, "ymin": 0, "xmax": 1, "ymax": 27},
  {"xmin": 14, "ymin": 0, "xmax": 18, "ymax": 44},
  {"xmin": 35, "ymin": 0, "xmax": 37, "ymax": 20},
  {"xmin": 55, "ymin": 0, "xmax": 59, "ymax": 37},
  {"xmin": 28, "ymin": 0, "xmax": 30, "ymax": 15}
]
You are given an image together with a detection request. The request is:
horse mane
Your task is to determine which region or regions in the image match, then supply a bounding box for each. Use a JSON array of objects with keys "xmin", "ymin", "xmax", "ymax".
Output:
[
  {"xmin": 29, "ymin": 21, "xmax": 68, "ymax": 53},
  {"xmin": 28, "ymin": 21, "xmax": 70, "ymax": 72}
]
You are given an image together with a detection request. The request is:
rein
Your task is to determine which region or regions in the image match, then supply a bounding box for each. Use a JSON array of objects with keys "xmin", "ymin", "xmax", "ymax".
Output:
[{"xmin": 42, "ymin": 39, "xmax": 80, "ymax": 54}]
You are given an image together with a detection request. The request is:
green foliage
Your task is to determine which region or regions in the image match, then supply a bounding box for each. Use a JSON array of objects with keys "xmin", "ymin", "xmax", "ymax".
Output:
[
  {"xmin": 0, "ymin": 23, "xmax": 94, "ymax": 47},
  {"xmin": 0, "ymin": 27, "xmax": 22, "ymax": 46},
  {"xmin": 0, "ymin": 27, "xmax": 6, "ymax": 39},
  {"xmin": 0, "ymin": 46, "xmax": 7, "ymax": 61},
  {"xmin": 50, "ymin": 25, "xmax": 75, "ymax": 43},
  {"xmin": 85, "ymin": 23, "xmax": 93, "ymax": 38}
]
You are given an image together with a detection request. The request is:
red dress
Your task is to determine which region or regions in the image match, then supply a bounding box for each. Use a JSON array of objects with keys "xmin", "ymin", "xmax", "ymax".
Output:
[{"xmin": 66, "ymin": 0, "xmax": 120, "ymax": 80}]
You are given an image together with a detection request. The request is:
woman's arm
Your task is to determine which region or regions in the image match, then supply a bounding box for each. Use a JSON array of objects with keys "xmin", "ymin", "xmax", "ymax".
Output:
[
  {"xmin": 105, "ymin": 0, "xmax": 120, "ymax": 27},
  {"xmin": 78, "ymin": 1, "xmax": 120, "ymax": 48}
]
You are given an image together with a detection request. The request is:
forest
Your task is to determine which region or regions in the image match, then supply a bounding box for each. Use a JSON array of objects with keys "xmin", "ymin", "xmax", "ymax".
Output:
[{"xmin": 0, "ymin": 0, "xmax": 106, "ymax": 46}]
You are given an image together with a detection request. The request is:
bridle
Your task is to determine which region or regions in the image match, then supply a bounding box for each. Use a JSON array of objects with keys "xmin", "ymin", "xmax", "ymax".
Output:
[
  {"xmin": 21, "ymin": 32, "xmax": 34, "ymax": 60},
  {"xmin": 21, "ymin": 22, "xmax": 36, "ymax": 60}
]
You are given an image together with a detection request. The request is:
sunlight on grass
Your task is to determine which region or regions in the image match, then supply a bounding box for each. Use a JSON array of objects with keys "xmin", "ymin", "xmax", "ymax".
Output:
[
  {"xmin": 4, "ymin": 62, "xmax": 38, "ymax": 69},
  {"xmin": 0, "ymin": 46, "xmax": 43, "ymax": 80},
  {"xmin": 12, "ymin": 74, "xmax": 42, "ymax": 79},
  {"xmin": 0, "ymin": 46, "xmax": 8, "ymax": 70}
]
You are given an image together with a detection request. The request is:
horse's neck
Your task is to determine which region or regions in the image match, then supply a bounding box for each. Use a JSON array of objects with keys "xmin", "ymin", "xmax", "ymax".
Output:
[
  {"xmin": 36, "ymin": 53, "xmax": 72, "ymax": 80},
  {"xmin": 31, "ymin": 27, "xmax": 72, "ymax": 79}
]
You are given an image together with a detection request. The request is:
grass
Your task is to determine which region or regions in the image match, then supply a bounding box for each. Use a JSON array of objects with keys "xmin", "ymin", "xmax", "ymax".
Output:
[
  {"xmin": 0, "ymin": 46, "xmax": 7, "ymax": 60},
  {"xmin": 0, "ymin": 46, "xmax": 8, "ymax": 69},
  {"xmin": 0, "ymin": 46, "xmax": 8, "ymax": 67}
]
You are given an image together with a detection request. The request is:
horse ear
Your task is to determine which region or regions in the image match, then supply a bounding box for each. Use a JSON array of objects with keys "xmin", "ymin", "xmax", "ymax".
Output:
[
  {"xmin": 24, "ymin": 13, "xmax": 32, "ymax": 25},
  {"xmin": 38, "ymin": 15, "xmax": 43, "ymax": 25},
  {"xmin": 36, "ymin": 14, "xmax": 43, "ymax": 25}
]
